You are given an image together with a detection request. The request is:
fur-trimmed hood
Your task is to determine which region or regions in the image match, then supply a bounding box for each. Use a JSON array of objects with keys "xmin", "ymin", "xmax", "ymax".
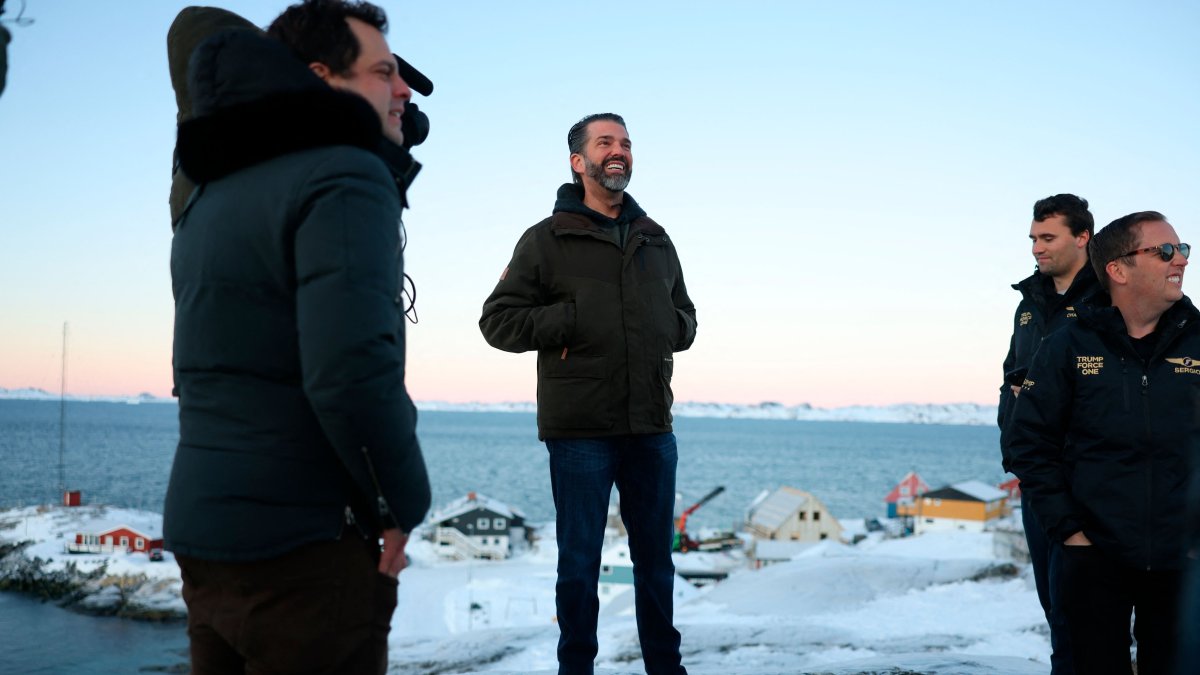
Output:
[{"xmin": 176, "ymin": 29, "xmax": 417, "ymax": 189}]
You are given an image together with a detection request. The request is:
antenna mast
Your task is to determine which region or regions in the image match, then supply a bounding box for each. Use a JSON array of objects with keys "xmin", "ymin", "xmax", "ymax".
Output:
[{"xmin": 58, "ymin": 322, "xmax": 67, "ymax": 495}]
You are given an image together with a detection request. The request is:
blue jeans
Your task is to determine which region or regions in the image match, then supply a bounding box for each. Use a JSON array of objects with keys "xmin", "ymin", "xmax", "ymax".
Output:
[
  {"xmin": 1023, "ymin": 492, "xmax": 1074, "ymax": 674},
  {"xmin": 546, "ymin": 433, "xmax": 686, "ymax": 675}
]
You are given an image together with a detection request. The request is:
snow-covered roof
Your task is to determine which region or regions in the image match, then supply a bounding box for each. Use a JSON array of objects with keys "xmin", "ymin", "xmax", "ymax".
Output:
[
  {"xmin": 951, "ymin": 480, "xmax": 1007, "ymax": 503},
  {"xmin": 925, "ymin": 480, "xmax": 1007, "ymax": 503},
  {"xmin": 80, "ymin": 519, "xmax": 162, "ymax": 538},
  {"xmin": 429, "ymin": 492, "xmax": 526, "ymax": 523},
  {"xmin": 748, "ymin": 486, "xmax": 812, "ymax": 531}
]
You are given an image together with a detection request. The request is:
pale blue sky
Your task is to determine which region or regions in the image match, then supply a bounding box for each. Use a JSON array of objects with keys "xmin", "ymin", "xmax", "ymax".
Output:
[{"xmin": 1, "ymin": 0, "xmax": 1197, "ymax": 406}]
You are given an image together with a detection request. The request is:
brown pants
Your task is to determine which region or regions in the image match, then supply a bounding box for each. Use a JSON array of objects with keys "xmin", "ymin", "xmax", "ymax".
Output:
[{"xmin": 177, "ymin": 534, "xmax": 398, "ymax": 675}]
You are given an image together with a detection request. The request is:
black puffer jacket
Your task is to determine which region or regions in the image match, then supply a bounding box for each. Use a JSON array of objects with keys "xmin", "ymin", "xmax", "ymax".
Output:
[
  {"xmin": 997, "ymin": 264, "xmax": 1099, "ymax": 469},
  {"xmin": 164, "ymin": 30, "xmax": 429, "ymax": 561},
  {"xmin": 479, "ymin": 184, "xmax": 697, "ymax": 440},
  {"xmin": 1006, "ymin": 296, "xmax": 1199, "ymax": 571}
]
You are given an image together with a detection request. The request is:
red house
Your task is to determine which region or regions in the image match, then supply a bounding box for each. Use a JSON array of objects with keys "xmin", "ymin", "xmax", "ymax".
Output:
[
  {"xmin": 884, "ymin": 471, "xmax": 930, "ymax": 518},
  {"xmin": 998, "ymin": 476, "xmax": 1022, "ymax": 501},
  {"xmin": 68, "ymin": 521, "xmax": 163, "ymax": 556}
]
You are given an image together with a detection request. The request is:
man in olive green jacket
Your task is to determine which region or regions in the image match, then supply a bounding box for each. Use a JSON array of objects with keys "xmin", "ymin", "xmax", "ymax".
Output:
[{"xmin": 480, "ymin": 113, "xmax": 695, "ymax": 675}]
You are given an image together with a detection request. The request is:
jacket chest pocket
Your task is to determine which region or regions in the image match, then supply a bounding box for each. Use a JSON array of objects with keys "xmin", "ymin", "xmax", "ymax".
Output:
[
  {"xmin": 632, "ymin": 239, "xmax": 671, "ymax": 279},
  {"xmin": 1073, "ymin": 363, "xmax": 1133, "ymax": 423}
]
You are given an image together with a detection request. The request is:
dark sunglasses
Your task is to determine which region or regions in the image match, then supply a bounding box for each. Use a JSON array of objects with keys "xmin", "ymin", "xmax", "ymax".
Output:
[{"xmin": 1111, "ymin": 242, "xmax": 1191, "ymax": 263}]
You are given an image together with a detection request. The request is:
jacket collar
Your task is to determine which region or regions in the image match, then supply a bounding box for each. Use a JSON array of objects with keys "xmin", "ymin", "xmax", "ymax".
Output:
[
  {"xmin": 551, "ymin": 183, "xmax": 653, "ymax": 231},
  {"xmin": 1013, "ymin": 262, "xmax": 1100, "ymax": 308},
  {"xmin": 176, "ymin": 30, "xmax": 418, "ymax": 199},
  {"xmin": 1078, "ymin": 294, "xmax": 1200, "ymax": 345}
]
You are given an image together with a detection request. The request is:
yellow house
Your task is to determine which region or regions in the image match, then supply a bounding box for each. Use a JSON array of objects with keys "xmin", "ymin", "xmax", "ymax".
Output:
[{"xmin": 896, "ymin": 480, "xmax": 1009, "ymax": 534}]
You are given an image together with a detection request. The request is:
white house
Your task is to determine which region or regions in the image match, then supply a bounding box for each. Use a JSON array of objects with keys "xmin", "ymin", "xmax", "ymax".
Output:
[{"xmin": 427, "ymin": 492, "xmax": 528, "ymax": 560}]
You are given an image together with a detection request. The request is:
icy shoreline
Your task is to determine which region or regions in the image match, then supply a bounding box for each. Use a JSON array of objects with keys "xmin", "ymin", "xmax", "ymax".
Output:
[
  {"xmin": 0, "ymin": 505, "xmax": 185, "ymax": 621},
  {"xmin": 1, "ymin": 504, "xmax": 1054, "ymax": 673}
]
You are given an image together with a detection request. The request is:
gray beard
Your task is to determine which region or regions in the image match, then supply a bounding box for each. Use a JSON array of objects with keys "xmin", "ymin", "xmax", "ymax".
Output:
[{"xmin": 585, "ymin": 157, "xmax": 631, "ymax": 192}]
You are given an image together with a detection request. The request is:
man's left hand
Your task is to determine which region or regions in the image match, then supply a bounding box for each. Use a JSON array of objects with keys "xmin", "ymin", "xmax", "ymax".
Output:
[{"xmin": 379, "ymin": 528, "xmax": 409, "ymax": 577}]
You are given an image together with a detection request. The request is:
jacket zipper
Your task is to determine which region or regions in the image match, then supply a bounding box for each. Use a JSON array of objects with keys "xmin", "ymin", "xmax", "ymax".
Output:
[
  {"xmin": 1140, "ymin": 368, "xmax": 1153, "ymax": 570},
  {"xmin": 360, "ymin": 445, "xmax": 398, "ymax": 529}
]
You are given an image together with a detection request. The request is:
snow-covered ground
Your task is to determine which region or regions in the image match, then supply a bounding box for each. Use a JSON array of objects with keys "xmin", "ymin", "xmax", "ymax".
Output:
[{"xmin": 2, "ymin": 504, "xmax": 1051, "ymax": 673}]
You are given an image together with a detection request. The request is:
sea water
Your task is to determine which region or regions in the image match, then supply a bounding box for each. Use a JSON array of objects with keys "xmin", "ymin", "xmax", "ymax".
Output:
[
  {"xmin": 0, "ymin": 399, "xmax": 1003, "ymax": 671},
  {"xmin": 0, "ymin": 400, "xmax": 1002, "ymax": 528}
]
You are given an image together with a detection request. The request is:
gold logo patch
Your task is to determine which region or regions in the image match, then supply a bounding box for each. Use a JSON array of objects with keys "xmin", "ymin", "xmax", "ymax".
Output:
[
  {"xmin": 1019, "ymin": 312, "xmax": 1032, "ymax": 327},
  {"xmin": 1075, "ymin": 356, "xmax": 1103, "ymax": 376},
  {"xmin": 1166, "ymin": 357, "xmax": 1200, "ymax": 375},
  {"xmin": 1066, "ymin": 306, "xmax": 1077, "ymax": 319}
]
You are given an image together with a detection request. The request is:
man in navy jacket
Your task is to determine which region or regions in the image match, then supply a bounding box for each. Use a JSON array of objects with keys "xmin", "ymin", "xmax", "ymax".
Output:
[
  {"xmin": 998, "ymin": 193, "xmax": 1096, "ymax": 674},
  {"xmin": 1007, "ymin": 211, "xmax": 1194, "ymax": 675}
]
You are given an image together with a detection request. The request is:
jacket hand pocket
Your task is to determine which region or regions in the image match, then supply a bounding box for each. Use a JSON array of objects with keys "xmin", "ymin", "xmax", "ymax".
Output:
[{"xmin": 538, "ymin": 354, "xmax": 613, "ymax": 431}]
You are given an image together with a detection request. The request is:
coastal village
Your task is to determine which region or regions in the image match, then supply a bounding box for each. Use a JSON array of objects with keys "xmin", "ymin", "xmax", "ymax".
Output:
[
  {"xmin": 0, "ymin": 464, "xmax": 1053, "ymax": 673},
  {"xmin": 0, "ymin": 469, "xmax": 1026, "ymax": 617}
]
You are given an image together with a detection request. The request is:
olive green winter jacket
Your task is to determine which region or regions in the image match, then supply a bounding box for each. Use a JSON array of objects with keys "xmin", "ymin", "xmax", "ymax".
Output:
[{"xmin": 480, "ymin": 184, "xmax": 697, "ymax": 439}]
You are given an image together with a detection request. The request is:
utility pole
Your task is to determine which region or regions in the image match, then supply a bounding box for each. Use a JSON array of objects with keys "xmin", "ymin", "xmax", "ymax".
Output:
[{"xmin": 58, "ymin": 322, "xmax": 67, "ymax": 496}]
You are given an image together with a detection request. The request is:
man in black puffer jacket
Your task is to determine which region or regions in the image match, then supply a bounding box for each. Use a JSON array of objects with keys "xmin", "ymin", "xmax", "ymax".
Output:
[
  {"xmin": 165, "ymin": 2, "xmax": 429, "ymax": 672},
  {"xmin": 1007, "ymin": 211, "xmax": 1195, "ymax": 675}
]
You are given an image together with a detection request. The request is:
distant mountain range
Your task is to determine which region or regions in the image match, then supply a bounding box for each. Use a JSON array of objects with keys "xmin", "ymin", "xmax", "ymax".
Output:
[
  {"xmin": 0, "ymin": 387, "xmax": 166, "ymax": 404},
  {"xmin": 0, "ymin": 387, "xmax": 997, "ymax": 426},
  {"xmin": 418, "ymin": 400, "xmax": 998, "ymax": 426}
]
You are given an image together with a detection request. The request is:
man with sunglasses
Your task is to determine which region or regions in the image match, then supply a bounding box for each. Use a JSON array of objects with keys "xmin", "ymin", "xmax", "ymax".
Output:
[
  {"xmin": 998, "ymin": 193, "xmax": 1097, "ymax": 675},
  {"xmin": 1007, "ymin": 212, "xmax": 1194, "ymax": 675}
]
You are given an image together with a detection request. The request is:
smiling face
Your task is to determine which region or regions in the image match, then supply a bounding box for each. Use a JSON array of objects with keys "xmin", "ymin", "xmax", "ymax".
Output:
[
  {"xmin": 1113, "ymin": 219, "xmax": 1187, "ymax": 311},
  {"xmin": 571, "ymin": 120, "xmax": 632, "ymax": 194},
  {"xmin": 1029, "ymin": 214, "xmax": 1089, "ymax": 282},
  {"xmin": 317, "ymin": 17, "xmax": 411, "ymax": 145}
]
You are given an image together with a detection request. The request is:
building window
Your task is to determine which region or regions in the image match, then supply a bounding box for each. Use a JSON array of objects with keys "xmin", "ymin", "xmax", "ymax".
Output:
[
  {"xmin": 120, "ymin": 536, "xmax": 129, "ymax": 548},
  {"xmin": 477, "ymin": 517, "xmax": 490, "ymax": 531},
  {"xmin": 601, "ymin": 565, "xmax": 612, "ymax": 575},
  {"xmin": 798, "ymin": 511, "xmax": 807, "ymax": 521},
  {"xmin": 820, "ymin": 533, "xmax": 828, "ymax": 540},
  {"xmin": 900, "ymin": 485, "xmax": 909, "ymax": 496},
  {"xmin": 135, "ymin": 537, "xmax": 145, "ymax": 549},
  {"xmin": 493, "ymin": 518, "xmax": 506, "ymax": 530},
  {"xmin": 813, "ymin": 511, "xmax": 821, "ymax": 521}
]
